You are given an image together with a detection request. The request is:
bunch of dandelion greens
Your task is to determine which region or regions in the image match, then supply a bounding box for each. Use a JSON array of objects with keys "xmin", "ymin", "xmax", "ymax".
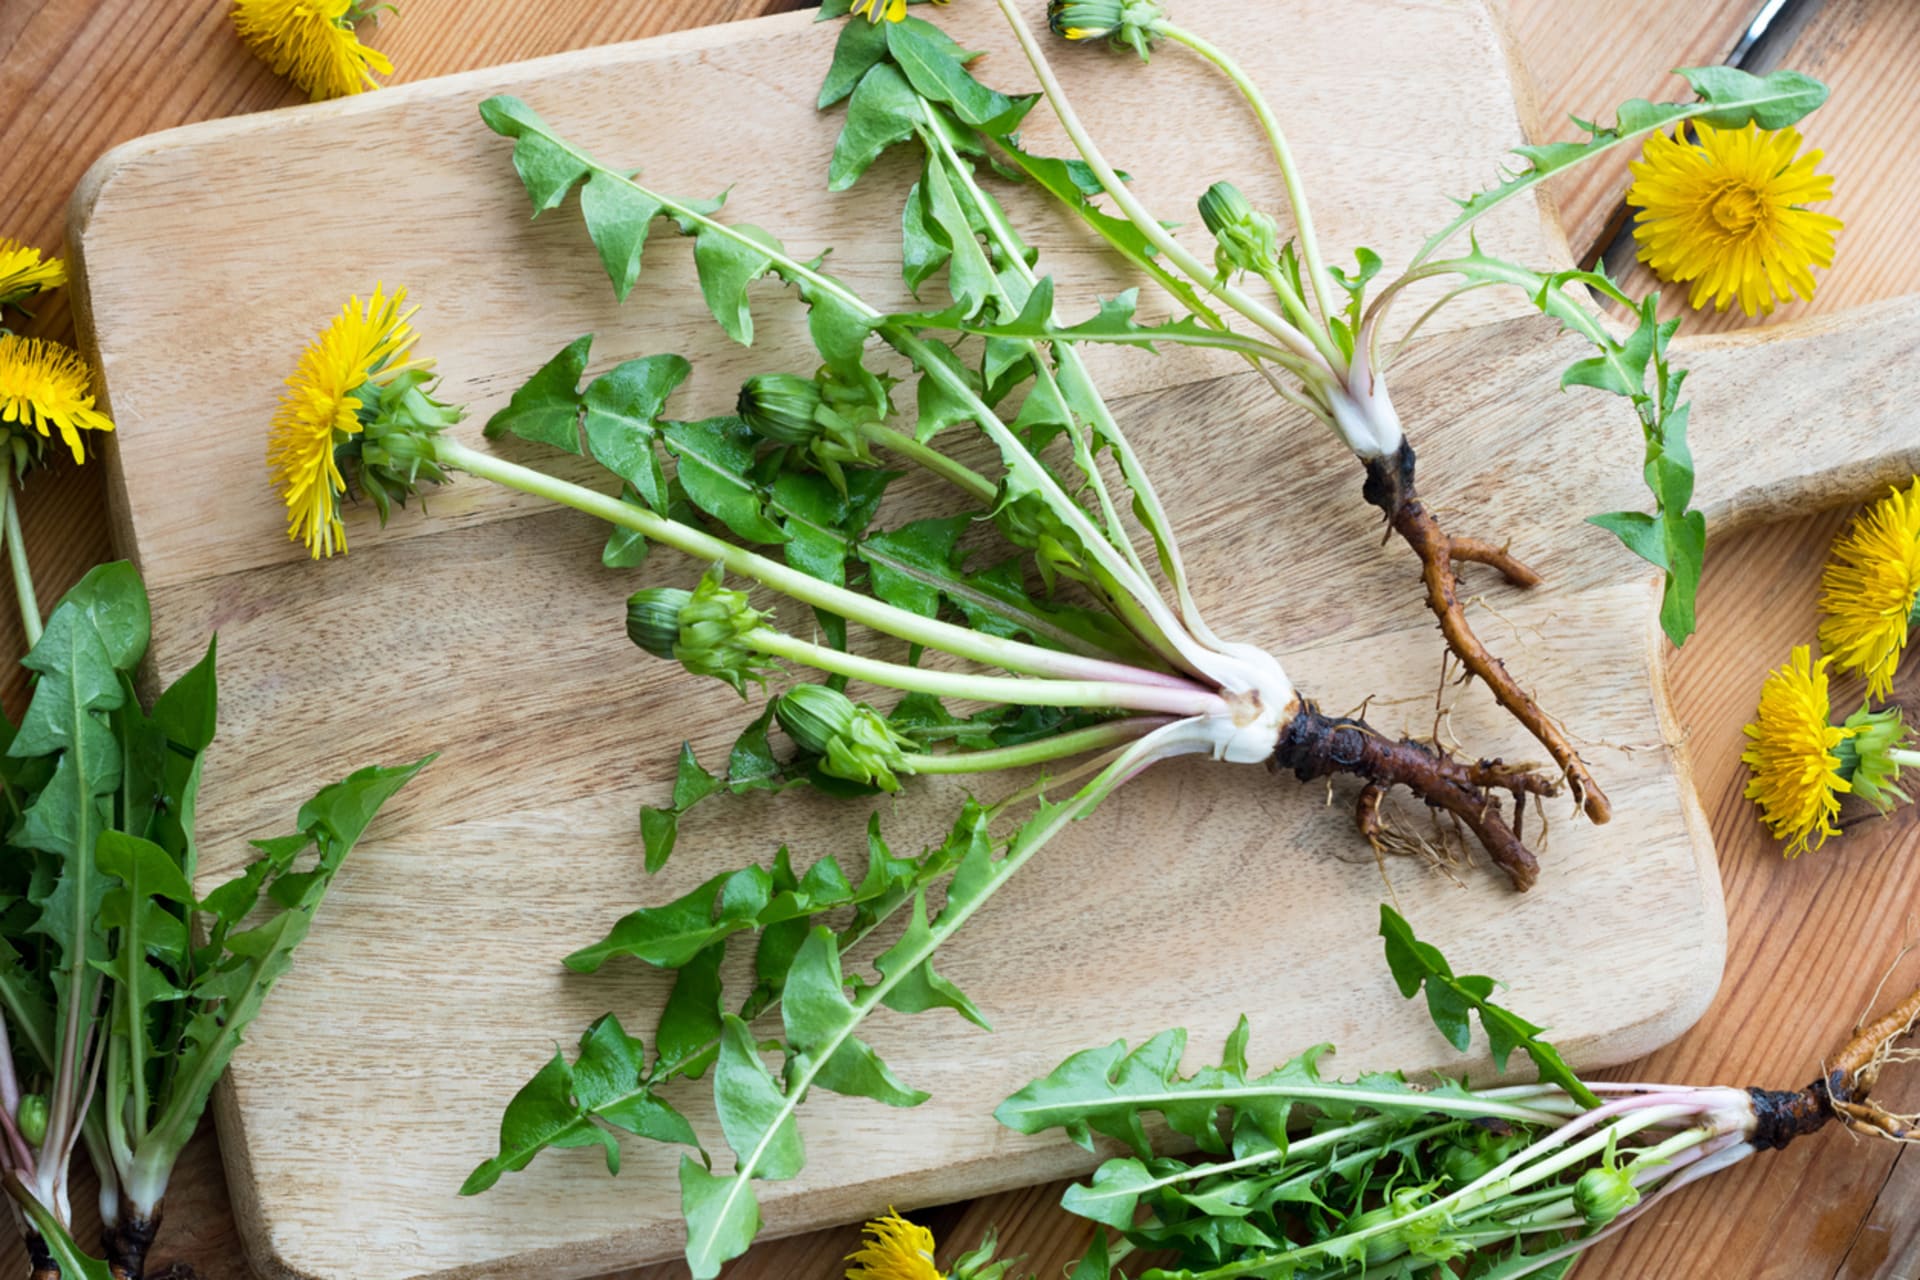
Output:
[
  {"xmin": 996, "ymin": 908, "xmax": 1920, "ymax": 1280},
  {"xmin": 260, "ymin": 4, "xmax": 1826, "ymax": 1275},
  {"xmin": 0, "ymin": 563, "xmax": 428, "ymax": 1280},
  {"xmin": 975, "ymin": 0, "xmax": 1831, "ymax": 818},
  {"xmin": 0, "ymin": 236, "xmax": 115, "ymax": 652}
]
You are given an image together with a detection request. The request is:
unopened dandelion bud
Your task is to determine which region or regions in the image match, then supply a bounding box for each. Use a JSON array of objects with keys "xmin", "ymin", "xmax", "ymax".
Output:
[
  {"xmin": 1199, "ymin": 181, "xmax": 1279, "ymax": 278},
  {"xmin": 825, "ymin": 705, "xmax": 917, "ymax": 792},
  {"xmin": 625, "ymin": 588, "xmax": 694, "ymax": 660},
  {"xmin": 1344, "ymin": 1186, "xmax": 1439, "ymax": 1265},
  {"xmin": 1573, "ymin": 1164, "xmax": 1641, "ymax": 1226},
  {"xmin": 1439, "ymin": 1137, "xmax": 1512, "ymax": 1188},
  {"xmin": 675, "ymin": 569, "xmax": 772, "ymax": 695},
  {"xmin": 738, "ymin": 373, "xmax": 825, "ymax": 447},
  {"xmin": 1835, "ymin": 704, "xmax": 1918, "ymax": 813},
  {"xmin": 15, "ymin": 1093, "xmax": 47, "ymax": 1147},
  {"xmin": 1047, "ymin": 0, "xmax": 1164, "ymax": 58},
  {"xmin": 775, "ymin": 683, "xmax": 858, "ymax": 756},
  {"xmin": 777, "ymin": 684, "xmax": 915, "ymax": 791}
]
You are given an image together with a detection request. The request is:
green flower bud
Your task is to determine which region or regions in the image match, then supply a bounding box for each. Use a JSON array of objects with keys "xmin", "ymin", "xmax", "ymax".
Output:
[
  {"xmin": 775, "ymin": 683, "xmax": 859, "ymax": 756},
  {"xmin": 626, "ymin": 587, "xmax": 695, "ymax": 660},
  {"xmin": 675, "ymin": 568, "xmax": 773, "ymax": 696},
  {"xmin": 1047, "ymin": 0, "xmax": 1164, "ymax": 59},
  {"xmin": 828, "ymin": 707, "xmax": 917, "ymax": 792},
  {"xmin": 1199, "ymin": 180, "xmax": 1279, "ymax": 279},
  {"xmin": 738, "ymin": 373, "xmax": 825, "ymax": 447},
  {"xmin": 776, "ymin": 684, "xmax": 916, "ymax": 791},
  {"xmin": 1438, "ymin": 1133, "xmax": 1519, "ymax": 1188},
  {"xmin": 994, "ymin": 490, "xmax": 1088, "ymax": 592},
  {"xmin": 15, "ymin": 1093, "xmax": 47, "ymax": 1147},
  {"xmin": 1836, "ymin": 704, "xmax": 1918, "ymax": 812},
  {"xmin": 1343, "ymin": 1185, "xmax": 1445, "ymax": 1266},
  {"xmin": 1573, "ymin": 1164, "xmax": 1641, "ymax": 1226}
]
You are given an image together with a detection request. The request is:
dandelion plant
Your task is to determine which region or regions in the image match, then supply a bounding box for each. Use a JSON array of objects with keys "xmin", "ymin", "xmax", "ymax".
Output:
[
  {"xmin": 969, "ymin": 0, "xmax": 1831, "ymax": 818},
  {"xmin": 0, "ymin": 564, "xmax": 427, "ymax": 1280},
  {"xmin": 262, "ymin": 3, "xmax": 1827, "ymax": 1274},
  {"xmin": 1000, "ymin": 909, "xmax": 1920, "ymax": 1279}
]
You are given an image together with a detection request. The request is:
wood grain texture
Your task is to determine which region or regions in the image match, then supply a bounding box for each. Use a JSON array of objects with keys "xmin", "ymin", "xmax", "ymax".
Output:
[
  {"xmin": 1606, "ymin": 0, "xmax": 1920, "ymax": 333},
  {"xmin": 65, "ymin": 4, "xmax": 1719, "ymax": 1276},
  {"xmin": 0, "ymin": 3, "xmax": 1916, "ymax": 1280}
]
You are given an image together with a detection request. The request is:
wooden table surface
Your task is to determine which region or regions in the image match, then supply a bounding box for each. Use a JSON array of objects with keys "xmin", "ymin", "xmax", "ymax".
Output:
[{"xmin": 2, "ymin": 1, "xmax": 1916, "ymax": 1277}]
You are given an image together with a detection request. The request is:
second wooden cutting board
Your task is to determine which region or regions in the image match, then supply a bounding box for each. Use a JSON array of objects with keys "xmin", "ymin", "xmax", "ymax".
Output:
[{"xmin": 60, "ymin": 0, "xmax": 1780, "ymax": 1275}]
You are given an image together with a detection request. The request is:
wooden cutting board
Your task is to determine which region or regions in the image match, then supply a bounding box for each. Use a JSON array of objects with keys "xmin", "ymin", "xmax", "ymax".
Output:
[{"xmin": 60, "ymin": 0, "xmax": 1920, "ymax": 1276}]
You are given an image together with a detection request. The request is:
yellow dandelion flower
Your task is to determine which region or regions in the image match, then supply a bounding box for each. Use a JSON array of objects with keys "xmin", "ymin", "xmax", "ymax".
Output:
[
  {"xmin": 851, "ymin": 0, "xmax": 950, "ymax": 24},
  {"xmin": 232, "ymin": 0, "xmax": 393, "ymax": 102},
  {"xmin": 267, "ymin": 286, "xmax": 422, "ymax": 559},
  {"xmin": 1741, "ymin": 645, "xmax": 1856, "ymax": 857},
  {"xmin": 847, "ymin": 1210, "xmax": 943, "ymax": 1280},
  {"xmin": 1819, "ymin": 479, "xmax": 1920, "ymax": 700},
  {"xmin": 0, "ymin": 335, "xmax": 115, "ymax": 466},
  {"xmin": 0, "ymin": 239, "xmax": 66, "ymax": 309},
  {"xmin": 1626, "ymin": 121, "xmax": 1841, "ymax": 317}
]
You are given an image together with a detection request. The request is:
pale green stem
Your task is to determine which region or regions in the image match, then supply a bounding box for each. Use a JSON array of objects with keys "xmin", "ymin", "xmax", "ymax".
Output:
[
  {"xmin": 1388, "ymin": 280, "xmax": 1497, "ymax": 367},
  {"xmin": 985, "ymin": 740, "xmax": 1131, "ymax": 816},
  {"xmin": 2, "ymin": 459, "xmax": 41, "ymax": 650},
  {"xmin": 999, "ymin": 1081, "xmax": 1591, "ymax": 1137},
  {"xmin": 1887, "ymin": 748, "xmax": 1920, "ymax": 770},
  {"xmin": 901, "ymin": 717, "xmax": 1171, "ymax": 775},
  {"xmin": 965, "ymin": 316, "xmax": 1313, "ymax": 370},
  {"xmin": 860, "ymin": 411, "xmax": 1184, "ymax": 673},
  {"xmin": 1152, "ymin": 19, "xmax": 1344, "ymax": 343},
  {"xmin": 431, "ymin": 438, "xmax": 1204, "ymax": 692},
  {"xmin": 1452, "ymin": 1124, "xmax": 1713, "ymax": 1232},
  {"xmin": 1363, "ymin": 254, "xmax": 1622, "ymax": 384},
  {"xmin": 985, "ymin": 134, "xmax": 1340, "ymax": 434},
  {"xmin": 855, "ymin": 422, "xmax": 996, "ymax": 504},
  {"xmin": 990, "ymin": 0, "xmax": 1337, "ymax": 378},
  {"xmin": 683, "ymin": 719, "xmax": 1210, "ymax": 1268},
  {"xmin": 927, "ymin": 126, "xmax": 1279, "ymax": 652},
  {"xmin": 102, "ymin": 999, "xmax": 133, "ymax": 1174},
  {"xmin": 744, "ymin": 627, "xmax": 1228, "ymax": 718},
  {"xmin": 1254, "ymin": 263, "xmax": 1340, "ymax": 367},
  {"xmin": 918, "ymin": 122, "xmax": 1153, "ymax": 585},
  {"xmin": 1178, "ymin": 1104, "xmax": 1701, "ymax": 1280}
]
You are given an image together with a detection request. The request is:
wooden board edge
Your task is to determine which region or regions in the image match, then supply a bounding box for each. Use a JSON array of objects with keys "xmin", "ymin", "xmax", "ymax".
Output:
[
  {"xmin": 1686, "ymin": 292, "xmax": 1920, "ymax": 537},
  {"xmin": 1621, "ymin": 575, "xmax": 1728, "ymax": 1056}
]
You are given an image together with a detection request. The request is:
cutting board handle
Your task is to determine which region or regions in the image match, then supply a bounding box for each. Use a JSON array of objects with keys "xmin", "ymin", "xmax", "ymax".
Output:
[{"xmin": 1682, "ymin": 293, "xmax": 1920, "ymax": 536}]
